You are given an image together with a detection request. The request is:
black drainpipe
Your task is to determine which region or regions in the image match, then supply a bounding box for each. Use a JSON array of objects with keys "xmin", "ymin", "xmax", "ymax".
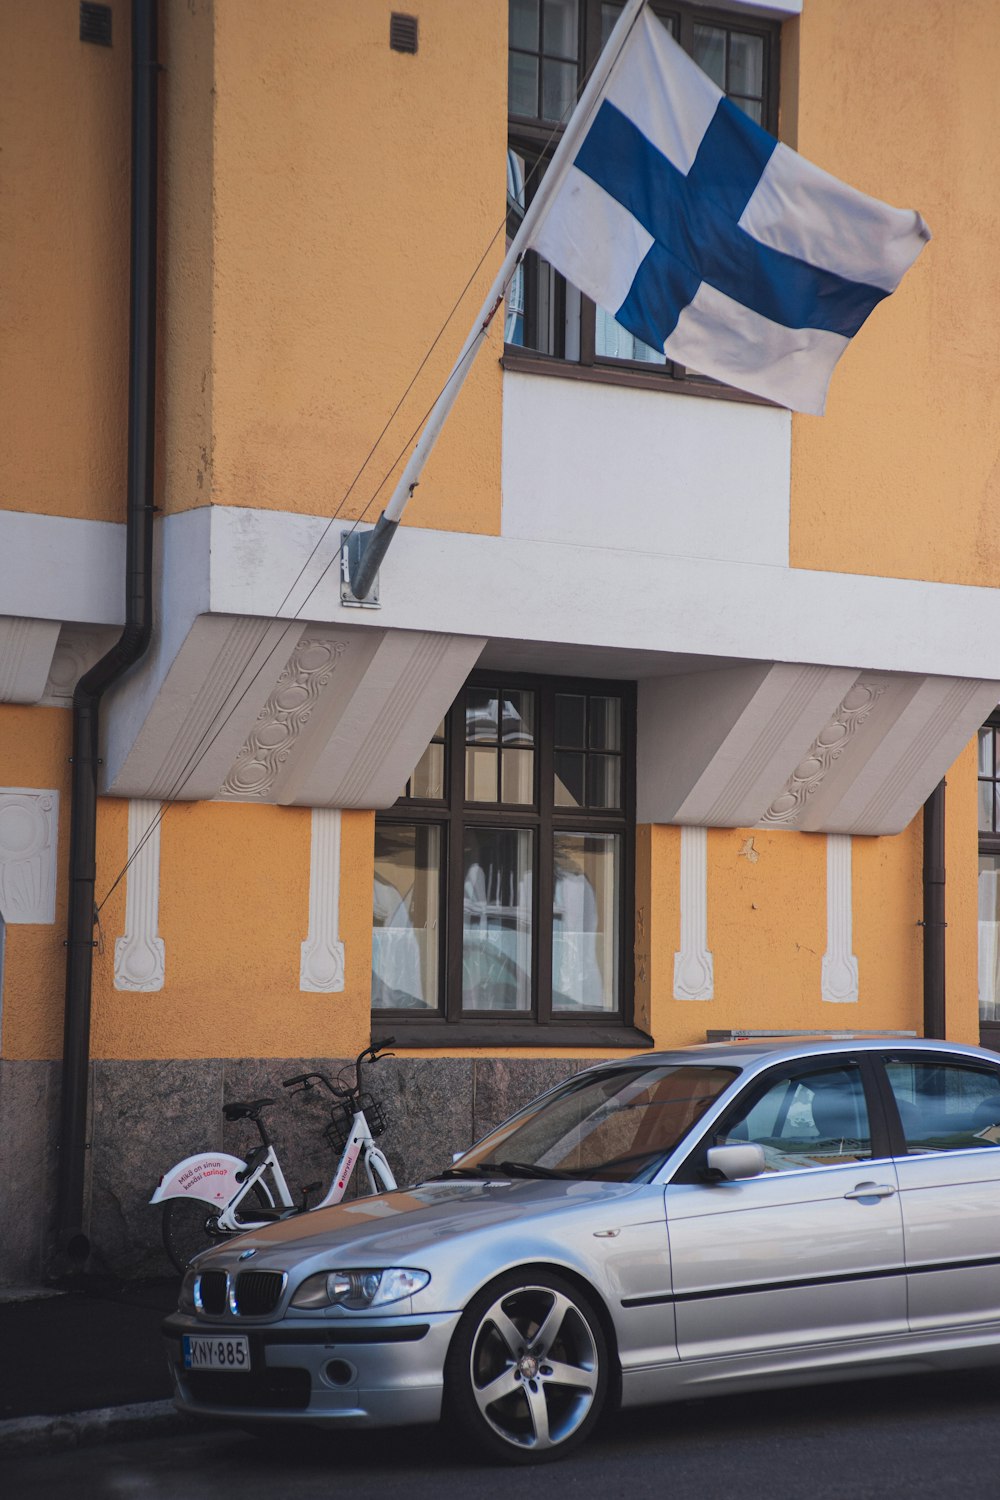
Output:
[
  {"xmin": 922, "ymin": 778, "xmax": 946, "ymax": 1040},
  {"xmin": 56, "ymin": 0, "xmax": 159, "ymax": 1263}
]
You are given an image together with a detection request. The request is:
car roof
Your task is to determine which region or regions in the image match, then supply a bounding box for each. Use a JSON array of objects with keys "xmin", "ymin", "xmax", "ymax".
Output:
[{"xmin": 614, "ymin": 1036, "xmax": 1000, "ymax": 1071}]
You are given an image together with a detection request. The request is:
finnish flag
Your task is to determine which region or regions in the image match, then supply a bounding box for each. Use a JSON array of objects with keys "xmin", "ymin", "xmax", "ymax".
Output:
[{"xmin": 527, "ymin": 5, "xmax": 930, "ymax": 415}]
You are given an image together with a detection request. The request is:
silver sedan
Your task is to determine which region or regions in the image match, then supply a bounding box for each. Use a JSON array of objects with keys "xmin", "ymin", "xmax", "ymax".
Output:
[{"xmin": 163, "ymin": 1036, "xmax": 1000, "ymax": 1464}]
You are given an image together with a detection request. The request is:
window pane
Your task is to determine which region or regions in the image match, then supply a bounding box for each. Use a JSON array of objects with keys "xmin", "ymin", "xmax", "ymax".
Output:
[
  {"xmin": 732, "ymin": 97, "xmax": 762, "ymax": 125},
  {"xmin": 463, "ymin": 828, "xmax": 533, "ymax": 1010},
  {"xmin": 372, "ymin": 825, "xmax": 441, "ymax": 1010},
  {"xmin": 718, "ymin": 1066, "xmax": 872, "ymax": 1170},
  {"xmin": 982, "ymin": 856, "xmax": 1000, "ymax": 1022},
  {"xmin": 466, "ymin": 746, "xmax": 498, "ymax": 802},
  {"xmin": 467, "ymin": 689, "xmax": 498, "ymax": 744},
  {"xmin": 502, "ymin": 689, "xmax": 535, "ymax": 746},
  {"xmin": 589, "ymin": 695, "xmax": 621, "ymax": 751},
  {"xmin": 543, "ymin": 0, "xmax": 577, "ymax": 57},
  {"xmin": 553, "ymin": 831, "xmax": 620, "ymax": 1012},
  {"xmin": 555, "ymin": 693, "xmax": 586, "ymax": 748},
  {"xmin": 541, "ymin": 57, "xmax": 576, "ymax": 122},
  {"xmin": 508, "ymin": 50, "xmax": 539, "ymax": 117},
  {"xmin": 693, "ymin": 24, "xmax": 726, "ymax": 89},
  {"xmin": 980, "ymin": 780, "xmax": 994, "ymax": 833},
  {"xmin": 510, "ymin": 0, "xmax": 539, "ymax": 51},
  {"xmin": 886, "ymin": 1060, "xmax": 1000, "ymax": 1152},
  {"xmin": 587, "ymin": 753, "xmax": 621, "ymax": 809},
  {"xmin": 554, "ymin": 750, "xmax": 585, "ymax": 806},
  {"xmin": 729, "ymin": 31, "xmax": 763, "ymax": 96},
  {"xmin": 979, "ymin": 728, "xmax": 994, "ymax": 777},
  {"xmin": 596, "ymin": 306, "xmax": 667, "ymax": 363},
  {"xmin": 409, "ymin": 742, "xmax": 444, "ymax": 800},
  {"xmin": 502, "ymin": 747, "xmax": 534, "ymax": 804}
]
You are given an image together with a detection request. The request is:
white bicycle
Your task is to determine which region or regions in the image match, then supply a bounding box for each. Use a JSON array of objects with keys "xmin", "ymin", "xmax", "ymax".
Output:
[{"xmin": 153, "ymin": 1039, "xmax": 398, "ymax": 1271}]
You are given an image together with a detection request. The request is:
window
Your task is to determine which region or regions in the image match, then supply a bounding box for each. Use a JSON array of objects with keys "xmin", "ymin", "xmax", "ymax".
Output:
[
  {"xmin": 978, "ymin": 713, "xmax": 1000, "ymax": 1039},
  {"xmin": 886, "ymin": 1059, "xmax": 1000, "ymax": 1155},
  {"xmin": 372, "ymin": 673, "xmax": 637, "ymax": 1045},
  {"xmin": 505, "ymin": 1, "xmax": 781, "ymax": 395},
  {"xmin": 715, "ymin": 1064, "xmax": 873, "ymax": 1172}
]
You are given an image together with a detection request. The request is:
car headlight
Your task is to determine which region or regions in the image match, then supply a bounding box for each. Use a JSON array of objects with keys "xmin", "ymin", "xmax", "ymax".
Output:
[
  {"xmin": 178, "ymin": 1269, "xmax": 198, "ymax": 1313},
  {"xmin": 290, "ymin": 1267, "xmax": 430, "ymax": 1310}
]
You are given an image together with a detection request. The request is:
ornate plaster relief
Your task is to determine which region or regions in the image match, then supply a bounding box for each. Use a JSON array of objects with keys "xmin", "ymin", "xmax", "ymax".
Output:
[
  {"xmin": 0, "ymin": 790, "xmax": 58, "ymax": 924},
  {"xmin": 300, "ymin": 808, "xmax": 345, "ymax": 993},
  {"xmin": 673, "ymin": 825, "xmax": 714, "ymax": 1000},
  {"xmin": 114, "ymin": 800, "xmax": 166, "ymax": 991}
]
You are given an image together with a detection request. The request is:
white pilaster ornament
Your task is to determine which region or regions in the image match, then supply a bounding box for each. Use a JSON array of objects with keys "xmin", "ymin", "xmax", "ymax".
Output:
[
  {"xmin": 821, "ymin": 834, "xmax": 859, "ymax": 1003},
  {"xmin": 673, "ymin": 825, "xmax": 714, "ymax": 1001},
  {"xmin": 0, "ymin": 789, "xmax": 59, "ymax": 924},
  {"xmin": 300, "ymin": 808, "xmax": 345, "ymax": 993},
  {"xmin": 114, "ymin": 799, "xmax": 166, "ymax": 991}
]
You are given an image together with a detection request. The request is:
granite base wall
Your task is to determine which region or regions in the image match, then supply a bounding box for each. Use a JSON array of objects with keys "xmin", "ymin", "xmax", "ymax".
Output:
[{"xmin": 0, "ymin": 1056, "xmax": 586, "ymax": 1282}]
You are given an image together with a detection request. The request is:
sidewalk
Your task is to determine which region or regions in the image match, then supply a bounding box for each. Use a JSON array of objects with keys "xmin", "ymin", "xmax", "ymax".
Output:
[{"xmin": 0, "ymin": 1277, "xmax": 195, "ymax": 1457}]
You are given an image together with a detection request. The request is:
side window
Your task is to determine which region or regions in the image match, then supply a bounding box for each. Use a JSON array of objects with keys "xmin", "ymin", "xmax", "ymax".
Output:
[
  {"xmin": 885, "ymin": 1060, "xmax": 1000, "ymax": 1154},
  {"xmin": 716, "ymin": 1064, "xmax": 872, "ymax": 1173}
]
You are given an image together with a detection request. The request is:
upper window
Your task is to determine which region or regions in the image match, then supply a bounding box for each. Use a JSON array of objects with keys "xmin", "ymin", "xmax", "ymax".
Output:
[
  {"xmin": 505, "ymin": 1, "xmax": 780, "ymax": 394},
  {"xmin": 372, "ymin": 673, "xmax": 636, "ymax": 1043},
  {"xmin": 978, "ymin": 714, "xmax": 1000, "ymax": 1034}
]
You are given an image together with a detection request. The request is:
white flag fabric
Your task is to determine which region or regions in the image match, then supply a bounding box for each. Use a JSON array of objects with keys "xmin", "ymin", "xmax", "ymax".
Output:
[{"xmin": 528, "ymin": 6, "xmax": 930, "ymax": 415}]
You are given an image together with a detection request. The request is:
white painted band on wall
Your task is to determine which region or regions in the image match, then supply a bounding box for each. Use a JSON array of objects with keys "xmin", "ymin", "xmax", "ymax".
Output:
[
  {"xmin": 674, "ymin": 825, "xmax": 714, "ymax": 1000},
  {"xmin": 821, "ymin": 833, "xmax": 859, "ymax": 1003},
  {"xmin": 300, "ymin": 807, "xmax": 345, "ymax": 993},
  {"xmin": 114, "ymin": 799, "xmax": 166, "ymax": 991}
]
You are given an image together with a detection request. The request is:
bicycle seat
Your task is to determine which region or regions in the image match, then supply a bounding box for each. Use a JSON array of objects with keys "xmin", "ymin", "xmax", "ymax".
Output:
[{"xmin": 223, "ymin": 1097, "xmax": 275, "ymax": 1121}]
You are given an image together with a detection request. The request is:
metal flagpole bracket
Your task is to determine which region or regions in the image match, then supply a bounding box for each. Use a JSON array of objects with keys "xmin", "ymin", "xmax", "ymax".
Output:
[{"xmin": 340, "ymin": 515, "xmax": 399, "ymax": 608}]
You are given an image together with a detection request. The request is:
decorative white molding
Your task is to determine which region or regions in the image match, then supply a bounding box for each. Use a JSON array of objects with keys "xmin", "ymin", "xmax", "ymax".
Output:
[
  {"xmin": 821, "ymin": 834, "xmax": 859, "ymax": 1003},
  {"xmin": 40, "ymin": 625, "xmax": 119, "ymax": 706},
  {"xmin": 0, "ymin": 617, "xmax": 61, "ymax": 704},
  {"xmin": 222, "ymin": 637, "xmax": 348, "ymax": 801},
  {"xmin": 674, "ymin": 826, "xmax": 714, "ymax": 1000},
  {"xmin": 114, "ymin": 800, "xmax": 166, "ymax": 991},
  {"xmin": 300, "ymin": 808, "xmax": 345, "ymax": 992},
  {"xmin": 0, "ymin": 789, "xmax": 59, "ymax": 924},
  {"xmin": 760, "ymin": 678, "xmax": 887, "ymax": 827}
]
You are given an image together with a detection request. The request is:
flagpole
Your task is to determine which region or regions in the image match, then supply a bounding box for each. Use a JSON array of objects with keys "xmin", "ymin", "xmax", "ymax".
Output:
[{"xmin": 347, "ymin": 0, "xmax": 649, "ymax": 601}]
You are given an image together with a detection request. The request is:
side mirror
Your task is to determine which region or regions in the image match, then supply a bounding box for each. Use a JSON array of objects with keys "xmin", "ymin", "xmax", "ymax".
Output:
[{"xmin": 704, "ymin": 1143, "xmax": 765, "ymax": 1182}]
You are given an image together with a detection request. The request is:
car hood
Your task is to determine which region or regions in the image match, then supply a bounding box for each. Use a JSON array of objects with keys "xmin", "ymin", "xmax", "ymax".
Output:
[{"xmin": 208, "ymin": 1177, "xmax": 650, "ymax": 1268}]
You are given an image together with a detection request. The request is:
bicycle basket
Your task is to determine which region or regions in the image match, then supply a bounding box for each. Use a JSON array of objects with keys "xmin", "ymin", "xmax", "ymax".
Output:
[{"xmin": 325, "ymin": 1094, "xmax": 388, "ymax": 1154}]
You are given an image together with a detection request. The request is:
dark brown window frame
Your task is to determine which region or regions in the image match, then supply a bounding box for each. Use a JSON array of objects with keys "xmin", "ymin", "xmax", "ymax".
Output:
[
  {"xmin": 505, "ymin": 0, "xmax": 781, "ymax": 402},
  {"xmin": 978, "ymin": 711, "xmax": 1000, "ymax": 1049},
  {"xmin": 373, "ymin": 671, "xmax": 647, "ymax": 1048}
]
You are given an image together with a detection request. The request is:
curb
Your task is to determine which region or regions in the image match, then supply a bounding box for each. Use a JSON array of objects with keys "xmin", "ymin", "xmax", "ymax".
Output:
[{"xmin": 0, "ymin": 1400, "xmax": 203, "ymax": 1459}]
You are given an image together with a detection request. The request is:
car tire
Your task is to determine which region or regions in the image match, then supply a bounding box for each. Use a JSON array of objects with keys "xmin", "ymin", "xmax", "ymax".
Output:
[{"xmin": 444, "ymin": 1269, "xmax": 609, "ymax": 1465}]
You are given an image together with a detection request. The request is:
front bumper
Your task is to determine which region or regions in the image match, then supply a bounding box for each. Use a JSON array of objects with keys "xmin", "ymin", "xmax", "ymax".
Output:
[{"xmin": 163, "ymin": 1310, "xmax": 461, "ymax": 1427}]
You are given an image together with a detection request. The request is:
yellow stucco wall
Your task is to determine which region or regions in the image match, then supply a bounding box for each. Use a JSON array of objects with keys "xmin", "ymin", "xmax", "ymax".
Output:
[
  {"xmin": 160, "ymin": 0, "xmax": 506, "ymax": 535},
  {"xmin": 789, "ymin": 0, "xmax": 1000, "ymax": 586},
  {"xmin": 0, "ymin": 1, "xmax": 130, "ymax": 523}
]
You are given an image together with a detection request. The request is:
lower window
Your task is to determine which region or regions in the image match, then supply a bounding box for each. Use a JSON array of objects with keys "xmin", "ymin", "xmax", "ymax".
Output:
[{"xmin": 372, "ymin": 673, "xmax": 636, "ymax": 1041}]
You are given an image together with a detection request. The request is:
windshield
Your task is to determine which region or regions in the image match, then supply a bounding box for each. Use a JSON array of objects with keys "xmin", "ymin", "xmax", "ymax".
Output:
[{"xmin": 453, "ymin": 1064, "xmax": 738, "ymax": 1182}]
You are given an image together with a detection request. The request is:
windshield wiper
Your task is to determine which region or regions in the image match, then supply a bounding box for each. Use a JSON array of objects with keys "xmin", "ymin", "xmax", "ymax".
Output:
[
  {"xmin": 433, "ymin": 1163, "xmax": 510, "ymax": 1180},
  {"xmin": 497, "ymin": 1160, "xmax": 577, "ymax": 1180}
]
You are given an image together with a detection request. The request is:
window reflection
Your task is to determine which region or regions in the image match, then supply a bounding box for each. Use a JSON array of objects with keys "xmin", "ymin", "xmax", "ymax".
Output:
[
  {"xmin": 463, "ymin": 827, "xmax": 533, "ymax": 1010},
  {"xmin": 372, "ymin": 825, "xmax": 441, "ymax": 1010},
  {"xmin": 553, "ymin": 831, "xmax": 620, "ymax": 1012}
]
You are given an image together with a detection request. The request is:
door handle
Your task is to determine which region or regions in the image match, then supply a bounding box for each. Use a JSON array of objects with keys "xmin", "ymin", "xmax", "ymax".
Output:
[{"xmin": 844, "ymin": 1182, "xmax": 896, "ymax": 1200}]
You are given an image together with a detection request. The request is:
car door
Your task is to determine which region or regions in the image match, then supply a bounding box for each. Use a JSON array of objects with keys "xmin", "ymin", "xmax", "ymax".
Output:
[
  {"xmin": 664, "ymin": 1056, "xmax": 906, "ymax": 1361},
  {"xmin": 879, "ymin": 1051, "xmax": 1000, "ymax": 1333}
]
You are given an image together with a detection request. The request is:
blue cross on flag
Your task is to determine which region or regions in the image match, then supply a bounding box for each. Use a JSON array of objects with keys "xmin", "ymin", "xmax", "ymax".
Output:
[{"xmin": 528, "ymin": 5, "xmax": 930, "ymax": 415}]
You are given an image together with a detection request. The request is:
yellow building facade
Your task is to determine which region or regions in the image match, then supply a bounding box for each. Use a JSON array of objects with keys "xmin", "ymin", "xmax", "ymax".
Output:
[{"xmin": 2, "ymin": 0, "xmax": 999, "ymax": 1280}]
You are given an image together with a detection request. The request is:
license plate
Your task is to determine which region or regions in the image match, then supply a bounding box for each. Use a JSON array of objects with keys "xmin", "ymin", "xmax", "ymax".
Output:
[{"xmin": 183, "ymin": 1335, "xmax": 251, "ymax": 1372}]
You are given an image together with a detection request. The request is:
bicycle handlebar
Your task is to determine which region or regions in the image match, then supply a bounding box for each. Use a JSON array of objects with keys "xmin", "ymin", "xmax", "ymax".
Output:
[{"xmin": 281, "ymin": 1040, "xmax": 396, "ymax": 1104}]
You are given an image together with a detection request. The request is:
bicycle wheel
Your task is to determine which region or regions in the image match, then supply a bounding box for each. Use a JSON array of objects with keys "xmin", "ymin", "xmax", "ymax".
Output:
[{"xmin": 162, "ymin": 1185, "xmax": 272, "ymax": 1274}]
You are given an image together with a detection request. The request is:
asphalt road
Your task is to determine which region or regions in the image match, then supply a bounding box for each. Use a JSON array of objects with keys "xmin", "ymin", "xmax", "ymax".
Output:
[{"xmin": 5, "ymin": 1368, "xmax": 1000, "ymax": 1500}]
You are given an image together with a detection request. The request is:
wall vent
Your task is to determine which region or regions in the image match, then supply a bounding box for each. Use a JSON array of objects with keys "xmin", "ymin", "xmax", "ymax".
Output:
[
  {"xmin": 80, "ymin": 2, "xmax": 112, "ymax": 47},
  {"xmin": 390, "ymin": 13, "xmax": 418, "ymax": 54}
]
